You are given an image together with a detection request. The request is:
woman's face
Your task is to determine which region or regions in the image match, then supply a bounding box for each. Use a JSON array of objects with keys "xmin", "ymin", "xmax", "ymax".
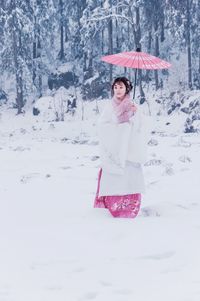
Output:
[{"xmin": 113, "ymin": 81, "xmax": 126, "ymax": 100}]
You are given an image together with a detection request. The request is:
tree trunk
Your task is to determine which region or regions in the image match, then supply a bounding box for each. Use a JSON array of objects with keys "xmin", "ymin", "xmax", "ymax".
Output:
[
  {"xmin": 13, "ymin": 32, "xmax": 24, "ymax": 113},
  {"xmin": 100, "ymin": 0, "xmax": 104, "ymax": 54},
  {"xmin": 115, "ymin": 15, "xmax": 119, "ymax": 51},
  {"xmin": 154, "ymin": 20, "xmax": 159, "ymax": 90},
  {"xmin": 37, "ymin": 30, "xmax": 42, "ymax": 97},
  {"xmin": 33, "ymin": 15, "xmax": 37, "ymax": 87},
  {"xmin": 101, "ymin": 28, "xmax": 104, "ymax": 54},
  {"xmin": 38, "ymin": 70, "xmax": 42, "ymax": 98},
  {"xmin": 88, "ymin": 48, "xmax": 93, "ymax": 78},
  {"xmin": 135, "ymin": 5, "xmax": 145, "ymax": 101},
  {"xmin": 145, "ymin": 29, "xmax": 152, "ymax": 83},
  {"xmin": 116, "ymin": 0, "xmax": 121, "ymax": 52},
  {"xmin": 83, "ymin": 52, "xmax": 87, "ymax": 72},
  {"xmin": 65, "ymin": 22, "xmax": 68, "ymax": 42},
  {"xmin": 135, "ymin": 6, "xmax": 141, "ymax": 49},
  {"xmin": 33, "ymin": 12, "xmax": 42, "ymax": 98},
  {"xmin": 160, "ymin": 19, "xmax": 165, "ymax": 42},
  {"xmin": 128, "ymin": 17, "xmax": 131, "ymax": 50},
  {"xmin": 186, "ymin": 0, "xmax": 192, "ymax": 89},
  {"xmin": 12, "ymin": 6, "xmax": 24, "ymax": 113},
  {"xmin": 59, "ymin": 0, "xmax": 65, "ymax": 61},
  {"xmin": 129, "ymin": 5, "xmax": 136, "ymax": 46}
]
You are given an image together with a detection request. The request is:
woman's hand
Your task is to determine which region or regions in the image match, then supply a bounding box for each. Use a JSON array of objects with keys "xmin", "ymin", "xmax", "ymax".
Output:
[{"xmin": 130, "ymin": 104, "xmax": 137, "ymax": 113}]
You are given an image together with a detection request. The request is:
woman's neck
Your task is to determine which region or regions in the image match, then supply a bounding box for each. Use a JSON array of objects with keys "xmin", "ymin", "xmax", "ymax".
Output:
[
  {"xmin": 116, "ymin": 96, "xmax": 124, "ymax": 101},
  {"xmin": 114, "ymin": 94, "xmax": 129, "ymax": 102}
]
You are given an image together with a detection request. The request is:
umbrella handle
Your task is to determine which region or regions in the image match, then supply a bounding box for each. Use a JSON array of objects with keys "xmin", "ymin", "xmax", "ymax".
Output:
[{"xmin": 133, "ymin": 68, "xmax": 138, "ymax": 100}]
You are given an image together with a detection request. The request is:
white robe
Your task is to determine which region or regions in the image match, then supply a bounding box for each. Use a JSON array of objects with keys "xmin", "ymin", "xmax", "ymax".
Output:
[{"xmin": 97, "ymin": 102, "xmax": 149, "ymax": 196}]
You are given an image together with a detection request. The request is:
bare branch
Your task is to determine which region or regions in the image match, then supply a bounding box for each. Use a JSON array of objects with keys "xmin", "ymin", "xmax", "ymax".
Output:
[{"xmin": 88, "ymin": 13, "xmax": 135, "ymax": 28}]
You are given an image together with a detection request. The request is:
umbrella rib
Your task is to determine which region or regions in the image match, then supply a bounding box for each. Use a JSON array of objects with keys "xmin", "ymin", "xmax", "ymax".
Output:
[
  {"xmin": 114, "ymin": 53, "xmax": 135, "ymax": 68},
  {"xmin": 104, "ymin": 55, "xmax": 121, "ymax": 67},
  {"xmin": 140, "ymin": 54, "xmax": 149, "ymax": 69},
  {"xmin": 118, "ymin": 53, "xmax": 135, "ymax": 68},
  {"xmin": 128, "ymin": 53, "xmax": 138, "ymax": 69},
  {"xmin": 144, "ymin": 56, "xmax": 159, "ymax": 69}
]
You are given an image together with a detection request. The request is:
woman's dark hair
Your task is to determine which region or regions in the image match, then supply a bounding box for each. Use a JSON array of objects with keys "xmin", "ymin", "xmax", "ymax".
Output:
[{"xmin": 111, "ymin": 77, "xmax": 133, "ymax": 95}]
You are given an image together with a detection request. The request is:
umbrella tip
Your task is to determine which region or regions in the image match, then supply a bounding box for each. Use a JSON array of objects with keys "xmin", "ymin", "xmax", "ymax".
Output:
[{"xmin": 136, "ymin": 47, "xmax": 141, "ymax": 52}]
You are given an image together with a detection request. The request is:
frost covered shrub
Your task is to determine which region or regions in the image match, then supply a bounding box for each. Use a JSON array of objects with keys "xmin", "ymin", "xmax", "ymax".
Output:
[
  {"xmin": 0, "ymin": 90, "xmax": 7, "ymax": 105},
  {"xmin": 167, "ymin": 91, "xmax": 185, "ymax": 115},
  {"xmin": 182, "ymin": 98, "xmax": 200, "ymax": 133},
  {"xmin": 162, "ymin": 91, "xmax": 200, "ymax": 132},
  {"xmin": 48, "ymin": 71, "xmax": 79, "ymax": 90},
  {"xmin": 33, "ymin": 87, "xmax": 77, "ymax": 122},
  {"xmin": 82, "ymin": 74, "xmax": 109, "ymax": 100}
]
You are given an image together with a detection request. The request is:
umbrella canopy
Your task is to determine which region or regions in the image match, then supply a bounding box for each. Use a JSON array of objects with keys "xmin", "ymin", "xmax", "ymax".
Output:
[
  {"xmin": 101, "ymin": 49, "xmax": 171, "ymax": 99},
  {"xmin": 101, "ymin": 50, "xmax": 171, "ymax": 70}
]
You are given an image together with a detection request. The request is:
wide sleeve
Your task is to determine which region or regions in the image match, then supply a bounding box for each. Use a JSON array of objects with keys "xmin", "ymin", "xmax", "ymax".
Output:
[
  {"xmin": 97, "ymin": 103, "xmax": 131, "ymax": 175},
  {"xmin": 97, "ymin": 103, "xmax": 117, "ymax": 125},
  {"xmin": 127, "ymin": 108, "xmax": 151, "ymax": 164}
]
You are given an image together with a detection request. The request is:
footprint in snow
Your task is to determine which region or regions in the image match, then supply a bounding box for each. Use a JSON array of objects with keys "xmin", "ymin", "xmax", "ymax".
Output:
[
  {"xmin": 12, "ymin": 146, "xmax": 30, "ymax": 151},
  {"xmin": 113, "ymin": 288, "xmax": 132, "ymax": 295},
  {"xmin": 44, "ymin": 285, "xmax": 63, "ymax": 291},
  {"xmin": 89, "ymin": 141, "xmax": 98, "ymax": 145},
  {"xmin": 20, "ymin": 173, "xmax": 40, "ymax": 183},
  {"xmin": 148, "ymin": 138, "xmax": 158, "ymax": 146},
  {"xmin": 138, "ymin": 250, "xmax": 175, "ymax": 261},
  {"xmin": 79, "ymin": 292, "xmax": 98, "ymax": 300},
  {"xmin": 20, "ymin": 173, "xmax": 51, "ymax": 183},
  {"xmin": 72, "ymin": 267, "xmax": 86, "ymax": 273},
  {"xmin": 144, "ymin": 159, "xmax": 162, "ymax": 166},
  {"xmin": 91, "ymin": 156, "xmax": 99, "ymax": 161},
  {"xmin": 163, "ymin": 165, "xmax": 174, "ymax": 176},
  {"xmin": 60, "ymin": 166, "xmax": 72, "ymax": 170},
  {"xmin": 179, "ymin": 155, "xmax": 191, "ymax": 163},
  {"xmin": 140, "ymin": 206, "xmax": 161, "ymax": 217},
  {"xmin": 99, "ymin": 280, "xmax": 112, "ymax": 287}
]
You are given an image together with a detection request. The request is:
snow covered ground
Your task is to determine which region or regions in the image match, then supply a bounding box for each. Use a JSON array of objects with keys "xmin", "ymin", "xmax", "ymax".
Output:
[{"xmin": 0, "ymin": 102, "xmax": 200, "ymax": 301}]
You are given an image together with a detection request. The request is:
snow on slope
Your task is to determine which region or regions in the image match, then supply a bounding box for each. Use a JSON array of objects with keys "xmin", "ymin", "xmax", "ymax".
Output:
[{"xmin": 0, "ymin": 100, "xmax": 200, "ymax": 301}]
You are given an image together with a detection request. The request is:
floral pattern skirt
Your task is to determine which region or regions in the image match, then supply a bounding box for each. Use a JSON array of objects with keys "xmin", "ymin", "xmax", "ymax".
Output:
[{"xmin": 94, "ymin": 168, "xmax": 141, "ymax": 218}]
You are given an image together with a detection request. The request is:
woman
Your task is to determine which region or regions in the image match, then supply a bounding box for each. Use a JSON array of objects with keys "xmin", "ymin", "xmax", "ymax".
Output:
[{"xmin": 94, "ymin": 77, "xmax": 148, "ymax": 219}]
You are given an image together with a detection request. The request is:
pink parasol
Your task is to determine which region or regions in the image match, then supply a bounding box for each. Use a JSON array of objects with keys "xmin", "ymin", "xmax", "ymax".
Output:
[
  {"xmin": 101, "ymin": 48, "xmax": 171, "ymax": 98},
  {"xmin": 101, "ymin": 50, "xmax": 171, "ymax": 70}
]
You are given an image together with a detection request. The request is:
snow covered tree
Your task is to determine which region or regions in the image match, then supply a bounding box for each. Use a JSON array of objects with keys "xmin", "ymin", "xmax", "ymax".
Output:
[
  {"xmin": 143, "ymin": 0, "xmax": 166, "ymax": 90},
  {"xmin": 166, "ymin": 0, "xmax": 198, "ymax": 89},
  {"xmin": 2, "ymin": 0, "xmax": 34, "ymax": 113},
  {"xmin": 0, "ymin": 0, "xmax": 200, "ymax": 110},
  {"xmin": 31, "ymin": 0, "xmax": 57, "ymax": 98}
]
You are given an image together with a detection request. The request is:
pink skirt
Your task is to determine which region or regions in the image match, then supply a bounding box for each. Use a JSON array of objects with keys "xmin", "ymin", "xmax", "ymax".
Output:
[{"xmin": 94, "ymin": 168, "xmax": 141, "ymax": 218}]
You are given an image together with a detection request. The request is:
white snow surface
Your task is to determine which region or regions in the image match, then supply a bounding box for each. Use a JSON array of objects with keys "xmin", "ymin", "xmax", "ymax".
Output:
[{"xmin": 0, "ymin": 101, "xmax": 200, "ymax": 301}]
